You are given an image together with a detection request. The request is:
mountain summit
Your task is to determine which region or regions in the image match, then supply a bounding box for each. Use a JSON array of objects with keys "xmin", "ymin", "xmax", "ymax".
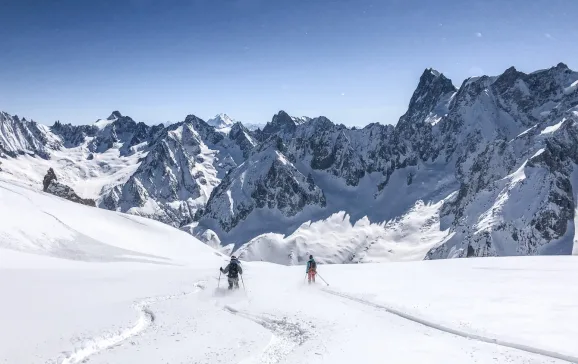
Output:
[{"xmin": 207, "ymin": 113, "xmax": 235, "ymax": 129}]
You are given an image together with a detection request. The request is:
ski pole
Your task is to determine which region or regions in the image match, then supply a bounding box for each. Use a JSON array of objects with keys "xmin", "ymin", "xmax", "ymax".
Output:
[
  {"xmin": 316, "ymin": 273, "xmax": 329, "ymax": 286},
  {"xmin": 218, "ymin": 271, "xmax": 221, "ymax": 288}
]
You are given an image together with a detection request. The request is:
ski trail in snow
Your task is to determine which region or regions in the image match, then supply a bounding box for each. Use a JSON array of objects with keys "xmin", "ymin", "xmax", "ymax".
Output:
[
  {"xmin": 56, "ymin": 281, "xmax": 206, "ymax": 364},
  {"xmin": 224, "ymin": 305, "xmax": 311, "ymax": 364},
  {"xmin": 324, "ymin": 289, "xmax": 578, "ymax": 364}
]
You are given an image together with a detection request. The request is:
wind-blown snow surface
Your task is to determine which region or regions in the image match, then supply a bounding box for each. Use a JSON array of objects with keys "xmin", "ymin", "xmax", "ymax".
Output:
[{"xmin": 1, "ymin": 178, "xmax": 578, "ymax": 364}]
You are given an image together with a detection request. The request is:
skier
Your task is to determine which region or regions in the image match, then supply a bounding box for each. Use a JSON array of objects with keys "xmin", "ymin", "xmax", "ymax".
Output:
[
  {"xmin": 306, "ymin": 255, "xmax": 317, "ymax": 284},
  {"xmin": 220, "ymin": 256, "xmax": 243, "ymax": 290}
]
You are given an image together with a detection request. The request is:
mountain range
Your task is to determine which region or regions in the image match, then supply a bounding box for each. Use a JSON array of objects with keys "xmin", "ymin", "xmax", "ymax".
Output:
[{"xmin": 1, "ymin": 62, "xmax": 577, "ymax": 264}]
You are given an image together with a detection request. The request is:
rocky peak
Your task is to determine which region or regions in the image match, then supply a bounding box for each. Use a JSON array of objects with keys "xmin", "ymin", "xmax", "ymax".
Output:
[
  {"xmin": 556, "ymin": 62, "xmax": 569, "ymax": 71},
  {"xmin": 308, "ymin": 116, "xmax": 334, "ymax": 132},
  {"xmin": 42, "ymin": 168, "xmax": 96, "ymax": 206},
  {"xmin": 107, "ymin": 111, "xmax": 123, "ymax": 120},
  {"xmin": 399, "ymin": 69, "xmax": 457, "ymax": 126},
  {"xmin": 184, "ymin": 114, "xmax": 224, "ymax": 145},
  {"xmin": 494, "ymin": 66, "xmax": 525, "ymax": 87},
  {"xmin": 261, "ymin": 110, "xmax": 298, "ymax": 137},
  {"xmin": 229, "ymin": 122, "xmax": 249, "ymax": 135},
  {"xmin": 88, "ymin": 113, "xmax": 149, "ymax": 153},
  {"xmin": 229, "ymin": 122, "xmax": 256, "ymax": 159},
  {"xmin": 0, "ymin": 111, "xmax": 61, "ymax": 158},
  {"xmin": 200, "ymin": 140, "xmax": 326, "ymax": 235},
  {"xmin": 51, "ymin": 121, "xmax": 98, "ymax": 148},
  {"xmin": 42, "ymin": 168, "xmax": 57, "ymax": 191}
]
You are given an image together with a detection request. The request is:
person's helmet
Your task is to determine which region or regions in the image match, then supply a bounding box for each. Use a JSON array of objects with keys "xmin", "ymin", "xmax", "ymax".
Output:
[
  {"xmin": 309, "ymin": 255, "xmax": 313, "ymax": 259},
  {"xmin": 231, "ymin": 255, "xmax": 237, "ymax": 260}
]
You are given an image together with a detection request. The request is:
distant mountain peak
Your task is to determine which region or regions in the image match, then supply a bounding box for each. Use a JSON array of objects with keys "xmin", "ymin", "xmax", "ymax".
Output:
[
  {"xmin": 107, "ymin": 111, "xmax": 123, "ymax": 120},
  {"xmin": 420, "ymin": 68, "xmax": 452, "ymax": 85},
  {"xmin": 426, "ymin": 68, "xmax": 441, "ymax": 77},
  {"xmin": 273, "ymin": 110, "xmax": 292, "ymax": 122},
  {"xmin": 556, "ymin": 62, "xmax": 569, "ymax": 70},
  {"xmin": 398, "ymin": 68, "xmax": 457, "ymax": 125},
  {"xmin": 207, "ymin": 113, "xmax": 235, "ymax": 129}
]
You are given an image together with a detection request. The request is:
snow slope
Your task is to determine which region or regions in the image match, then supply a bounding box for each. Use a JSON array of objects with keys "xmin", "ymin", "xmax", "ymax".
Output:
[
  {"xmin": 0, "ymin": 178, "xmax": 223, "ymax": 265},
  {"xmin": 0, "ymin": 145, "xmax": 143, "ymax": 199},
  {"xmin": 1, "ymin": 177, "xmax": 578, "ymax": 364},
  {"xmin": 234, "ymin": 199, "xmax": 451, "ymax": 265}
]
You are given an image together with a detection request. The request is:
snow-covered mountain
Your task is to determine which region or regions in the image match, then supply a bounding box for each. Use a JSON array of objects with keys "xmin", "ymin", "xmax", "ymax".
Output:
[
  {"xmin": 1, "ymin": 62, "xmax": 577, "ymax": 263},
  {"xmin": 191, "ymin": 63, "xmax": 578, "ymax": 261},
  {"xmin": 207, "ymin": 113, "xmax": 235, "ymax": 130},
  {"xmin": 193, "ymin": 136, "xmax": 327, "ymax": 249},
  {"xmin": 207, "ymin": 113, "xmax": 265, "ymax": 134},
  {"xmin": 0, "ymin": 112, "xmax": 61, "ymax": 158},
  {"xmin": 99, "ymin": 115, "xmax": 253, "ymax": 227}
]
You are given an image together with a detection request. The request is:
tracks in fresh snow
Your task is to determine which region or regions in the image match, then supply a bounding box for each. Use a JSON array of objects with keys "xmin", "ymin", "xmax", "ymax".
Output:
[
  {"xmin": 56, "ymin": 281, "xmax": 206, "ymax": 364},
  {"xmin": 224, "ymin": 305, "xmax": 312, "ymax": 364},
  {"xmin": 324, "ymin": 289, "xmax": 578, "ymax": 364}
]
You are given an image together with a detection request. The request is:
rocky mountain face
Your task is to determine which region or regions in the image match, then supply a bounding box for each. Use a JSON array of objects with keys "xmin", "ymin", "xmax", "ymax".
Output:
[
  {"xmin": 192, "ymin": 64, "xmax": 578, "ymax": 259},
  {"xmin": 1, "ymin": 63, "xmax": 577, "ymax": 262},
  {"xmin": 0, "ymin": 112, "xmax": 61, "ymax": 159},
  {"xmin": 427, "ymin": 63, "xmax": 578, "ymax": 258},
  {"xmin": 88, "ymin": 111, "xmax": 162, "ymax": 156},
  {"xmin": 99, "ymin": 115, "xmax": 254, "ymax": 227},
  {"xmin": 199, "ymin": 137, "xmax": 326, "ymax": 237},
  {"xmin": 43, "ymin": 168, "xmax": 96, "ymax": 206}
]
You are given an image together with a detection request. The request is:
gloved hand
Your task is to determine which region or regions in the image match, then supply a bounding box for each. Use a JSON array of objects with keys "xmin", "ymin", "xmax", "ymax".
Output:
[{"xmin": 220, "ymin": 267, "xmax": 224, "ymax": 273}]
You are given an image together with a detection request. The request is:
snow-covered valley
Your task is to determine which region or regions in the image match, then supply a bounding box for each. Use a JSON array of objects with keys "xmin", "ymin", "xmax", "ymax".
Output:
[{"xmin": 1, "ymin": 178, "xmax": 577, "ymax": 364}]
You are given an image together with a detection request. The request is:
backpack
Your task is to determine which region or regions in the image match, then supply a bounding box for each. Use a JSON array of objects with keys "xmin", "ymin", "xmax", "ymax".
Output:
[
  {"xmin": 228, "ymin": 261, "xmax": 239, "ymax": 277},
  {"xmin": 309, "ymin": 259, "xmax": 317, "ymax": 271}
]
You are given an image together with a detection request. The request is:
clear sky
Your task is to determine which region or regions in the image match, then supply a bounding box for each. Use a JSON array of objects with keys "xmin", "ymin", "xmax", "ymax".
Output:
[{"xmin": 1, "ymin": 0, "xmax": 577, "ymax": 127}]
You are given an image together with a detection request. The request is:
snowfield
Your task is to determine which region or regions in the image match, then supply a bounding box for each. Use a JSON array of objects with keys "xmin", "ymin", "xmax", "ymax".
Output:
[{"xmin": 1, "ymin": 178, "xmax": 578, "ymax": 364}]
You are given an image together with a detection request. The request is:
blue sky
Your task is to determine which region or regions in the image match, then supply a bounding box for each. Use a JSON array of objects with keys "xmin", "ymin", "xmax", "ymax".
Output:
[{"xmin": 1, "ymin": 0, "xmax": 577, "ymax": 127}]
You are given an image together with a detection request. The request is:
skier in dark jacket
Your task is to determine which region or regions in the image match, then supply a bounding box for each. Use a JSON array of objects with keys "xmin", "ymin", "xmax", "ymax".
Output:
[
  {"xmin": 220, "ymin": 256, "xmax": 243, "ymax": 290},
  {"xmin": 306, "ymin": 255, "xmax": 317, "ymax": 284}
]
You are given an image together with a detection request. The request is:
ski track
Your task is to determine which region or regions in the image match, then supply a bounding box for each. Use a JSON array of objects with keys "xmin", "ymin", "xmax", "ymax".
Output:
[
  {"xmin": 55, "ymin": 281, "xmax": 207, "ymax": 364},
  {"xmin": 224, "ymin": 305, "xmax": 312, "ymax": 364},
  {"xmin": 323, "ymin": 289, "xmax": 578, "ymax": 364}
]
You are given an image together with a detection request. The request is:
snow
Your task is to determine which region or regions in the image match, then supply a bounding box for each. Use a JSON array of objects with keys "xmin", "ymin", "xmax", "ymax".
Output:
[
  {"xmin": 243, "ymin": 122, "xmax": 265, "ymax": 131},
  {"xmin": 570, "ymin": 164, "xmax": 578, "ymax": 256},
  {"xmin": 0, "ymin": 144, "xmax": 144, "ymax": 199},
  {"xmin": 0, "ymin": 178, "xmax": 222, "ymax": 264},
  {"xmin": 236, "ymin": 200, "xmax": 451, "ymax": 264},
  {"xmin": 93, "ymin": 118, "xmax": 115, "ymax": 129},
  {"xmin": 425, "ymin": 90, "xmax": 455, "ymax": 125},
  {"xmin": 1, "ymin": 177, "xmax": 578, "ymax": 364},
  {"xmin": 530, "ymin": 148, "xmax": 546, "ymax": 159},
  {"xmin": 323, "ymin": 257, "xmax": 578, "ymax": 362},
  {"xmin": 207, "ymin": 113, "xmax": 235, "ymax": 130},
  {"xmin": 563, "ymin": 80, "xmax": 578, "ymax": 95},
  {"xmin": 515, "ymin": 79, "xmax": 531, "ymax": 96},
  {"xmin": 541, "ymin": 119, "xmax": 565, "ymax": 135},
  {"xmin": 514, "ymin": 125, "xmax": 537, "ymax": 139}
]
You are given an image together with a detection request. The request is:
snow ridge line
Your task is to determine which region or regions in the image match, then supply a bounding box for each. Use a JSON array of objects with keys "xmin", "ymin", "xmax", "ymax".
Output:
[
  {"xmin": 57, "ymin": 281, "xmax": 206, "ymax": 364},
  {"xmin": 323, "ymin": 289, "xmax": 578, "ymax": 364}
]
